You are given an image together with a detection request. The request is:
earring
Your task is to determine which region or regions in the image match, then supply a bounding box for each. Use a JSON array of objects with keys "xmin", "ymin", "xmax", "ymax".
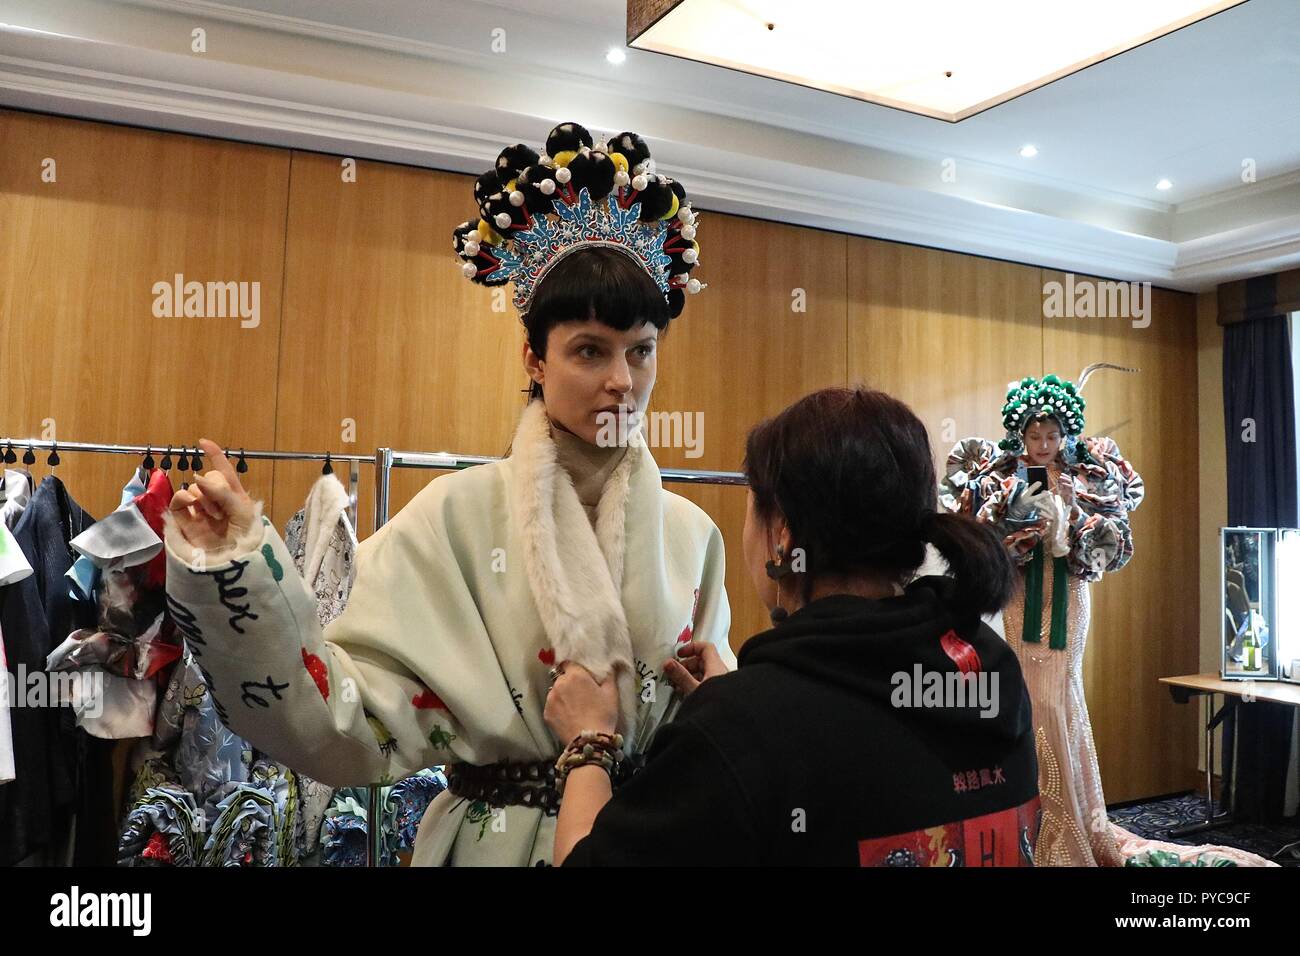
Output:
[{"xmin": 767, "ymin": 544, "xmax": 790, "ymax": 624}]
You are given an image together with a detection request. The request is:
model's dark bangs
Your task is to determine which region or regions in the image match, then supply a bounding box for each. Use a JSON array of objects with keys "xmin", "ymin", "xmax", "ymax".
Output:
[{"xmin": 525, "ymin": 246, "xmax": 670, "ymax": 351}]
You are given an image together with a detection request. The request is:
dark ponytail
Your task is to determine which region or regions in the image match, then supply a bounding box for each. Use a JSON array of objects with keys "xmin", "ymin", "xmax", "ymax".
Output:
[
  {"xmin": 745, "ymin": 387, "xmax": 1015, "ymax": 619},
  {"xmin": 920, "ymin": 511, "xmax": 1014, "ymax": 617}
]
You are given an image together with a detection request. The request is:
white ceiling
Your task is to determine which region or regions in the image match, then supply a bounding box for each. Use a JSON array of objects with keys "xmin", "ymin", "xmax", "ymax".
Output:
[{"xmin": 1, "ymin": 0, "xmax": 1298, "ymax": 289}]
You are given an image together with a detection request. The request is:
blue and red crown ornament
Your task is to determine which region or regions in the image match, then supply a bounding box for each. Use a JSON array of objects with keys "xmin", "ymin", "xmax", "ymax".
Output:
[{"xmin": 451, "ymin": 122, "xmax": 703, "ymax": 318}]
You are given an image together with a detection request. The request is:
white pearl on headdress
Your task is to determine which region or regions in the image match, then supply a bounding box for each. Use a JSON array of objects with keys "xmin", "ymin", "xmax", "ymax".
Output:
[
  {"xmin": 494, "ymin": 212, "xmax": 512, "ymax": 229},
  {"xmin": 680, "ymin": 225, "xmax": 696, "ymax": 241},
  {"xmin": 677, "ymin": 204, "xmax": 692, "ymax": 222},
  {"xmin": 555, "ymin": 167, "xmax": 572, "ymax": 184},
  {"xmin": 682, "ymin": 247, "xmax": 698, "ymax": 264},
  {"xmin": 509, "ymin": 190, "xmax": 525, "ymax": 207},
  {"xmin": 464, "ymin": 241, "xmax": 480, "ymax": 256},
  {"xmin": 614, "ymin": 170, "xmax": 630, "ymax": 187},
  {"xmin": 686, "ymin": 278, "xmax": 702, "ymax": 294},
  {"xmin": 467, "ymin": 230, "xmax": 481, "ymax": 243},
  {"xmin": 539, "ymin": 179, "xmax": 556, "ymax": 195},
  {"xmin": 461, "ymin": 262, "xmax": 478, "ymax": 278},
  {"xmin": 631, "ymin": 174, "xmax": 648, "ymax": 191}
]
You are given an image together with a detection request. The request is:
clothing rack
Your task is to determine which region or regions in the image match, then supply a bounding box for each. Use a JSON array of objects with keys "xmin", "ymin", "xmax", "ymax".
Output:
[
  {"xmin": 2, "ymin": 433, "xmax": 747, "ymax": 867},
  {"xmin": 0, "ymin": 437, "xmax": 366, "ymax": 530}
]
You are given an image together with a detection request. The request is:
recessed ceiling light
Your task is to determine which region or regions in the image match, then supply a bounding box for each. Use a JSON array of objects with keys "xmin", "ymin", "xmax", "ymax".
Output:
[
  {"xmin": 628, "ymin": 1, "xmax": 1248, "ymax": 122},
  {"xmin": 1156, "ymin": 178, "xmax": 1173, "ymax": 190},
  {"xmin": 606, "ymin": 47, "xmax": 627, "ymax": 65},
  {"xmin": 1019, "ymin": 145, "xmax": 1039, "ymax": 158}
]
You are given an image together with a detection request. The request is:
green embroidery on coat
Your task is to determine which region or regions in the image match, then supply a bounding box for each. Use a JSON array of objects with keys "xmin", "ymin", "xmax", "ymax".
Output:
[
  {"xmin": 428, "ymin": 725, "xmax": 457, "ymax": 751},
  {"xmin": 261, "ymin": 544, "xmax": 283, "ymax": 581},
  {"xmin": 466, "ymin": 800, "xmax": 493, "ymax": 841},
  {"xmin": 262, "ymin": 515, "xmax": 272, "ymax": 528},
  {"xmin": 366, "ymin": 715, "xmax": 397, "ymax": 756}
]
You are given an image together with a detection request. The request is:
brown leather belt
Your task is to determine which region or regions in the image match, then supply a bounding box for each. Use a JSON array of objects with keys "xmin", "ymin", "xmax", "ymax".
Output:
[{"xmin": 447, "ymin": 754, "xmax": 648, "ymax": 817}]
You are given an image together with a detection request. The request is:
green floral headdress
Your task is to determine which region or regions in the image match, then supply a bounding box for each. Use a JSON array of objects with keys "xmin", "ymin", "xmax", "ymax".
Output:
[{"xmin": 998, "ymin": 374, "xmax": 1085, "ymax": 453}]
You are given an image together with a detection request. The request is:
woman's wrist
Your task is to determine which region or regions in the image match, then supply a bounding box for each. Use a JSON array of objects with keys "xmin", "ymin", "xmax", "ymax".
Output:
[{"xmin": 554, "ymin": 730, "xmax": 625, "ymax": 796}]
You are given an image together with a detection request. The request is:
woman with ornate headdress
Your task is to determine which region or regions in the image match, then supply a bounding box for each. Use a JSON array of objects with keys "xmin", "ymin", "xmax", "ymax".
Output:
[
  {"xmin": 940, "ymin": 369, "xmax": 1273, "ymax": 867},
  {"xmin": 161, "ymin": 121, "xmax": 735, "ymax": 866}
]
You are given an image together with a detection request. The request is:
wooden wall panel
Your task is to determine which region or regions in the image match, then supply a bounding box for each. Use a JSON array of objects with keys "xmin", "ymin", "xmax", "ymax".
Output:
[
  {"xmin": 847, "ymin": 238, "xmax": 1045, "ymax": 469},
  {"xmin": 653, "ymin": 215, "xmax": 849, "ymax": 648},
  {"xmin": 268, "ymin": 152, "xmax": 525, "ymax": 531},
  {"xmin": 1041, "ymin": 276, "xmax": 1201, "ymax": 802},
  {"xmin": 0, "ymin": 109, "xmax": 287, "ymax": 519}
]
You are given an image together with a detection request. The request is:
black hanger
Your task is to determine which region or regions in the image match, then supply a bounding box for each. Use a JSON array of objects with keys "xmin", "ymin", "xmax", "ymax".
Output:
[
  {"xmin": 143, "ymin": 446, "xmax": 155, "ymax": 471},
  {"xmin": 22, "ymin": 445, "xmax": 35, "ymax": 466},
  {"xmin": 3, "ymin": 441, "xmax": 15, "ymax": 464},
  {"xmin": 236, "ymin": 448, "xmax": 249, "ymax": 475},
  {"xmin": 178, "ymin": 447, "xmax": 190, "ymax": 471},
  {"xmin": 47, "ymin": 443, "xmax": 60, "ymax": 468},
  {"xmin": 160, "ymin": 446, "xmax": 173, "ymax": 471},
  {"xmin": 322, "ymin": 452, "xmax": 334, "ymax": 476},
  {"xmin": 192, "ymin": 444, "xmax": 203, "ymax": 472}
]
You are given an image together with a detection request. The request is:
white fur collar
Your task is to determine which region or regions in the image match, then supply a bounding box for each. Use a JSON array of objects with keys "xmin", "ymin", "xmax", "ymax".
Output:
[{"xmin": 508, "ymin": 400, "xmax": 642, "ymax": 739}]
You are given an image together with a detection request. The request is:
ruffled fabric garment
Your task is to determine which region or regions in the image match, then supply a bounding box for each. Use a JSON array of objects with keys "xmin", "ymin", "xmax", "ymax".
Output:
[
  {"xmin": 943, "ymin": 434, "xmax": 1272, "ymax": 866},
  {"xmin": 200, "ymin": 760, "xmax": 300, "ymax": 867},
  {"xmin": 117, "ymin": 785, "xmax": 200, "ymax": 866},
  {"xmin": 1114, "ymin": 828, "xmax": 1277, "ymax": 867},
  {"xmin": 320, "ymin": 768, "xmax": 448, "ymax": 866}
]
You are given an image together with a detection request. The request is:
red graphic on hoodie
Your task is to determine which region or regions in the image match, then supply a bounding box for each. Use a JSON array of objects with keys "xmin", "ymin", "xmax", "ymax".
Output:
[
  {"xmin": 538, "ymin": 647, "xmax": 556, "ymax": 666},
  {"xmin": 939, "ymin": 629, "xmax": 982, "ymax": 675},
  {"xmin": 412, "ymin": 687, "xmax": 447, "ymax": 711},
  {"xmin": 676, "ymin": 588, "xmax": 702, "ymax": 644},
  {"xmin": 302, "ymin": 647, "xmax": 329, "ymax": 700}
]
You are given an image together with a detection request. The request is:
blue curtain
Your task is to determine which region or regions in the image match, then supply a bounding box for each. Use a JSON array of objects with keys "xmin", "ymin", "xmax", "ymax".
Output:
[{"xmin": 1221, "ymin": 311, "xmax": 1297, "ymax": 821}]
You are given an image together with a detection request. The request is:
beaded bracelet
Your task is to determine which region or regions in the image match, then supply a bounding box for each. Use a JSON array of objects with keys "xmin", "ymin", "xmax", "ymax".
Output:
[{"xmin": 554, "ymin": 730, "xmax": 625, "ymax": 796}]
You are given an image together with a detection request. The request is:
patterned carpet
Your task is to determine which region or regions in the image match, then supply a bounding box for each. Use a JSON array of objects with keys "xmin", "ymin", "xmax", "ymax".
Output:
[{"xmin": 1108, "ymin": 792, "xmax": 1300, "ymax": 866}]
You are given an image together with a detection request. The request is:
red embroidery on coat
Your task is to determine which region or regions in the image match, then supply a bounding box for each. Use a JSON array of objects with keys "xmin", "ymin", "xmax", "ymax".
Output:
[
  {"xmin": 939, "ymin": 629, "xmax": 982, "ymax": 674},
  {"xmin": 302, "ymin": 648, "xmax": 329, "ymax": 700},
  {"xmin": 412, "ymin": 687, "xmax": 447, "ymax": 710},
  {"xmin": 676, "ymin": 587, "xmax": 702, "ymax": 643},
  {"xmin": 538, "ymin": 647, "xmax": 556, "ymax": 666}
]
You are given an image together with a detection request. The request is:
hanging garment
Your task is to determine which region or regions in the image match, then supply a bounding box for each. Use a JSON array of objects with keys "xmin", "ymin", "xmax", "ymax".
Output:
[
  {"xmin": 283, "ymin": 472, "xmax": 358, "ymax": 852},
  {"xmin": 0, "ymin": 519, "xmax": 34, "ymax": 785},
  {"xmin": 1, "ymin": 469, "xmax": 33, "ymax": 530},
  {"xmin": 199, "ymin": 759, "xmax": 301, "ymax": 867},
  {"xmin": 942, "ymin": 436, "xmax": 1274, "ymax": 867},
  {"xmin": 117, "ymin": 785, "xmax": 201, "ymax": 866},
  {"xmin": 320, "ymin": 768, "xmax": 447, "ymax": 866},
  {"xmin": 0, "ymin": 626, "xmax": 14, "ymax": 785},
  {"xmin": 46, "ymin": 469, "xmax": 174, "ymax": 739},
  {"xmin": 0, "ymin": 475, "xmax": 113, "ymax": 865},
  {"xmin": 162, "ymin": 399, "xmax": 734, "ymax": 866}
]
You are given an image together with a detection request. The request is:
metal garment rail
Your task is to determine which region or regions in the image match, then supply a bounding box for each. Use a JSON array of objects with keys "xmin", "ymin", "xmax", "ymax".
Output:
[
  {"xmin": 0, "ymin": 437, "xmax": 365, "ymax": 529},
  {"xmin": 365, "ymin": 447, "xmax": 746, "ymax": 866}
]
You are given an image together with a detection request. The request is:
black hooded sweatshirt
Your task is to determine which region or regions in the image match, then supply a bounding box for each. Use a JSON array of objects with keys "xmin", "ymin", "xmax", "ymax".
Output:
[{"xmin": 565, "ymin": 576, "xmax": 1040, "ymax": 866}]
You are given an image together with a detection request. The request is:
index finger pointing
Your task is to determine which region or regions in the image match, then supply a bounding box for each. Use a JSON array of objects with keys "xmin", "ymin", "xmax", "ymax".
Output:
[{"xmin": 198, "ymin": 439, "xmax": 243, "ymax": 489}]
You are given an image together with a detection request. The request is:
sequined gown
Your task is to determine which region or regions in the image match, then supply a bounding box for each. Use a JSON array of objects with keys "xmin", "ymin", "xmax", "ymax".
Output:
[{"xmin": 941, "ymin": 436, "xmax": 1272, "ymax": 867}]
